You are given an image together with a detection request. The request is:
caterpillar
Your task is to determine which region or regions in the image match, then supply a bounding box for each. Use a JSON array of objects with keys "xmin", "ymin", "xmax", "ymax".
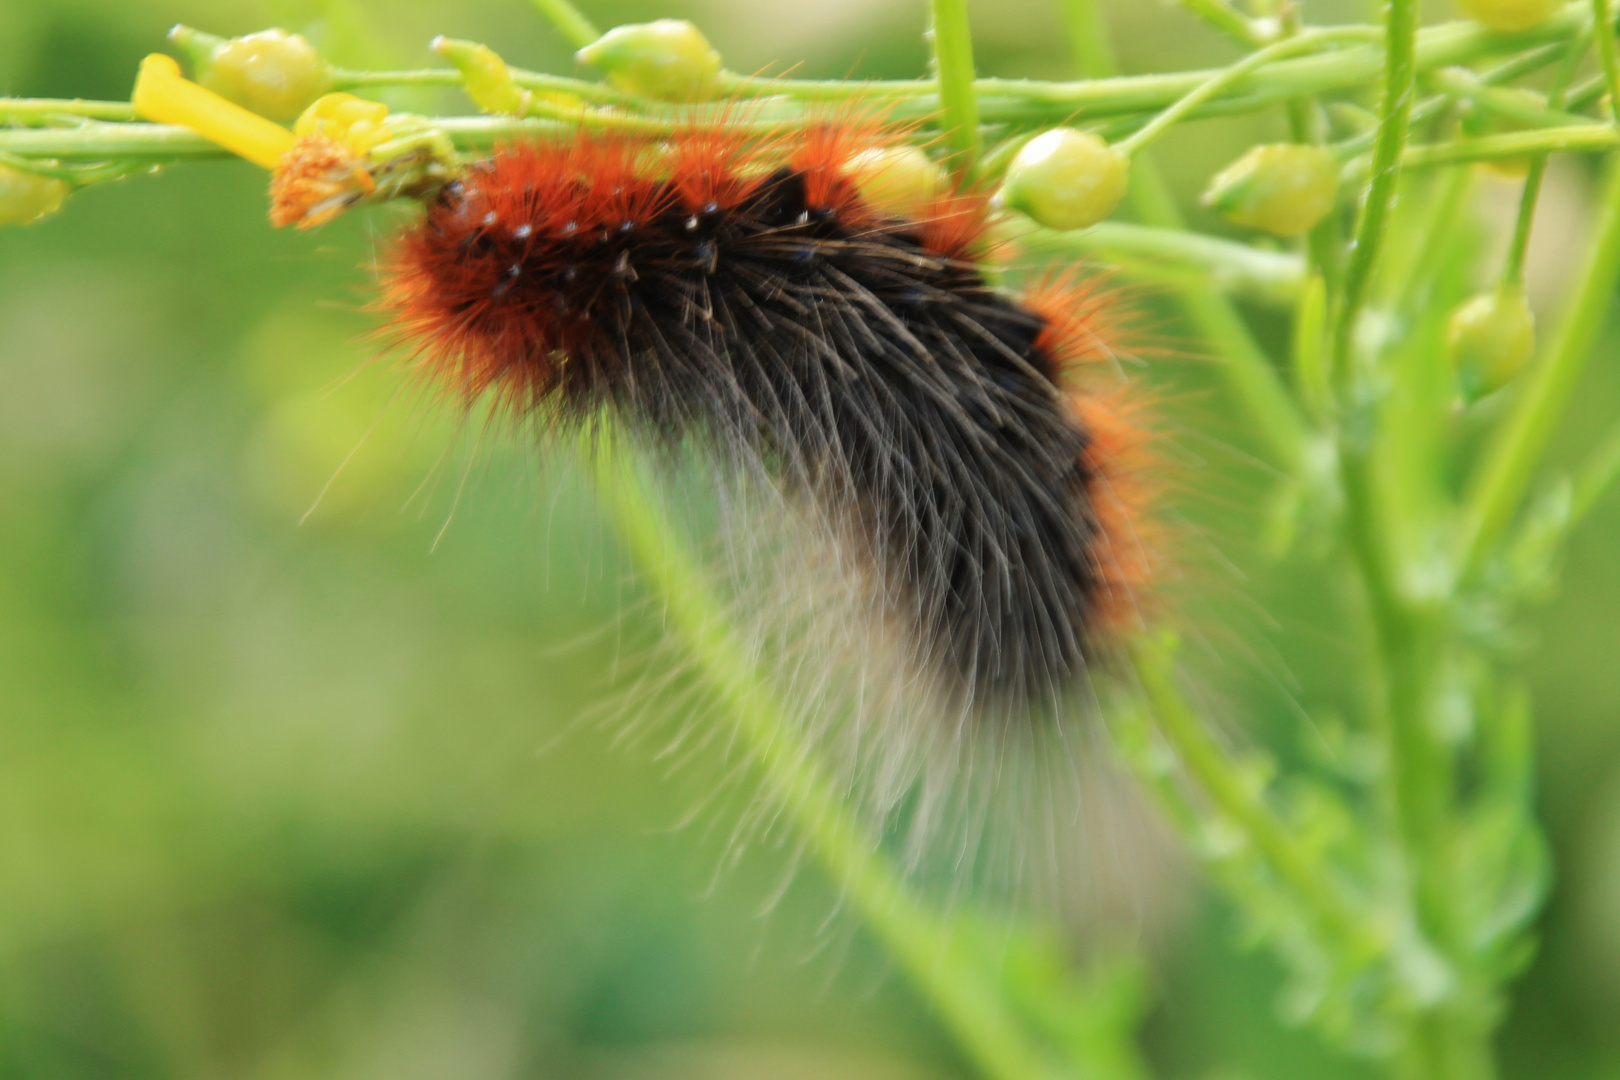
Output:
[{"xmin": 382, "ymin": 122, "xmax": 1151, "ymax": 719}]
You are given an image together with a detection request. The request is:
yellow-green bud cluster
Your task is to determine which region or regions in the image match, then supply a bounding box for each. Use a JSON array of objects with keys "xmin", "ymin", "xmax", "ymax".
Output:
[
  {"xmin": 1448, "ymin": 285, "xmax": 1536, "ymax": 401},
  {"xmin": 0, "ymin": 166, "xmax": 69, "ymax": 226},
  {"xmin": 1202, "ymin": 143, "xmax": 1339, "ymax": 237},
  {"xmin": 433, "ymin": 37, "xmax": 531, "ymax": 116},
  {"xmin": 169, "ymin": 25, "xmax": 332, "ymax": 122},
  {"xmin": 577, "ymin": 20, "xmax": 721, "ymax": 102},
  {"xmin": 998, "ymin": 128, "xmax": 1128, "ymax": 231},
  {"xmin": 1452, "ymin": 0, "xmax": 1562, "ymax": 33}
]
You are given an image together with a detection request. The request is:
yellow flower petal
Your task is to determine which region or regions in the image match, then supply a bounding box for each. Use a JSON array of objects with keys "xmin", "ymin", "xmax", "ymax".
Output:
[{"xmin": 132, "ymin": 54, "xmax": 295, "ymax": 170}]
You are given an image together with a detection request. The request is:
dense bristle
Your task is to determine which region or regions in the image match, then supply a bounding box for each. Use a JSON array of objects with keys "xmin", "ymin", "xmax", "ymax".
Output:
[{"xmin": 381, "ymin": 126, "xmax": 1151, "ymax": 713}]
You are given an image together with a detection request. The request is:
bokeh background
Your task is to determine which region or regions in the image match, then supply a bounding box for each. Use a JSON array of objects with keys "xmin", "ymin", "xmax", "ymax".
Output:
[{"xmin": 2, "ymin": 0, "xmax": 1618, "ymax": 1077}]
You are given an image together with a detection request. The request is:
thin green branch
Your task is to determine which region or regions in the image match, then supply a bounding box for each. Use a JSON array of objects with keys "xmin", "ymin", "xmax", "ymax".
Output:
[
  {"xmin": 591, "ymin": 439, "xmax": 1073, "ymax": 1080},
  {"xmin": 1175, "ymin": 0, "xmax": 1270, "ymax": 48},
  {"xmin": 1330, "ymin": 0, "xmax": 1422, "ymax": 388},
  {"xmin": 1458, "ymin": 152, "xmax": 1620, "ymax": 573},
  {"xmin": 526, "ymin": 0, "xmax": 600, "ymax": 50},
  {"xmin": 1008, "ymin": 219, "xmax": 1306, "ymax": 307},
  {"xmin": 0, "ymin": 97, "xmax": 136, "ymax": 121},
  {"xmin": 1117, "ymin": 27, "xmax": 1381, "ymax": 156},
  {"xmin": 1128, "ymin": 636, "xmax": 1372, "ymax": 950},
  {"xmin": 1504, "ymin": 31, "xmax": 1588, "ymax": 286},
  {"xmin": 1057, "ymin": 0, "xmax": 1308, "ymax": 473},
  {"xmin": 930, "ymin": 0, "xmax": 982, "ymax": 163},
  {"xmin": 1593, "ymin": 0, "xmax": 1620, "ymax": 124},
  {"xmin": 1570, "ymin": 416, "xmax": 1620, "ymax": 523}
]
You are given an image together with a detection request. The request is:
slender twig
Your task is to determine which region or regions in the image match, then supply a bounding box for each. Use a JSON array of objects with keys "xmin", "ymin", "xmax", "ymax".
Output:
[
  {"xmin": 1504, "ymin": 31, "xmax": 1589, "ymax": 286},
  {"xmin": 1593, "ymin": 0, "xmax": 1620, "ymax": 124},
  {"xmin": 930, "ymin": 0, "xmax": 982, "ymax": 163},
  {"xmin": 1458, "ymin": 153, "xmax": 1620, "ymax": 573},
  {"xmin": 1570, "ymin": 417, "xmax": 1620, "ymax": 523},
  {"xmin": 1118, "ymin": 28, "xmax": 1381, "ymax": 156},
  {"xmin": 1175, "ymin": 0, "xmax": 1270, "ymax": 48},
  {"xmin": 526, "ymin": 0, "xmax": 600, "ymax": 49}
]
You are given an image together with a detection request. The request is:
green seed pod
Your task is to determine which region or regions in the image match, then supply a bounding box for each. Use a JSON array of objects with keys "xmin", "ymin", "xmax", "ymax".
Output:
[
  {"xmin": 0, "ymin": 166, "xmax": 69, "ymax": 226},
  {"xmin": 998, "ymin": 128, "xmax": 1128, "ymax": 232},
  {"xmin": 1452, "ymin": 0, "xmax": 1562, "ymax": 33},
  {"xmin": 1448, "ymin": 285, "xmax": 1536, "ymax": 401},
  {"xmin": 577, "ymin": 20, "xmax": 722, "ymax": 102},
  {"xmin": 432, "ymin": 37, "xmax": 531, "ymax": 116},
  {"xmin": 177, "ymin": 27, "xmax": 333, "ymax": 122},
  {"xmin": 1202, "ymin": 143, "xmax": 1339, "ymax": 237},
  {"xmin": 848, "ymin": 146, "xmax": 947, "ymax": 219}
]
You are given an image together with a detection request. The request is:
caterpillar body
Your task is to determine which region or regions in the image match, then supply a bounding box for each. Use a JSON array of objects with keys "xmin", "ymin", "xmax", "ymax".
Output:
[{"xmin": 383, "ymin": 124, "xmax": 1150, "ymax": 718}]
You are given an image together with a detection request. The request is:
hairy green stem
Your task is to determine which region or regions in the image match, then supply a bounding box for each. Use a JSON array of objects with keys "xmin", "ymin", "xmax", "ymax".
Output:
[
  {"xmin": 1593, "ymin": 0, "xmax": 1620, "ymax": 124},
  {"xmin": 1175, "ymin": 0, "xmax": 1268, "ymax": 47},
  {"xmin": 1331, "ymin": 0, "xmax": 1421, "ymax": 389},
  {"xmin": 1128, "ymin": 636, "xmax": 1371, "ymax": 949},
  {"xmin": 1008, "ymin": 220, "xmax": 1306, "ymax": 307},
  {"xmin": 930, "ymin": 0, "xmax": 982, "ymax": 163},
  {"xmin": 1118, "ymin": 28, "xmax": 1381, "ymax": 156},
  {"xmin": 592, "ymin": 441, "xmax": 1073, "ymax": 1080},
  {"xmin": 1458, "ymin": 152, "xmax": 1620, "ymax": 573},
  {"xmin": 525, "ymin": 0, "xmax": 600, "ymax": 50}
]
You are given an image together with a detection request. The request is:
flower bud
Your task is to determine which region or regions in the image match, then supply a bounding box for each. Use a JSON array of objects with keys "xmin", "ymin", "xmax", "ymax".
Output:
[
  {"xmin": 1448, "ymin": 285, "xmax": 1536, "ymax": 400},
  {"xmin": 998, "ymin": 128, "xmax": 1128, "ymax": 231},
  {"xmin": 0, "ymin": 166, "xmax": 69, "ymax": 226},
  {"xmin": 171, "ymin": 26, "xmax": 332, "ymax": 121},
  {"xmin": 847, "ymin": 146, "xmax": 947, "ymax": 219},
  {"xmin": 432, "ymin": 37, "xmax": 531, "ymax": 116},
  {"xmin": 1202, "ymin": 143, "xmax": 1338, "ymax": 237},
  {"xmin": 1452, "ymin": 0, "xmax": 1562, "ymax": 33},
  {"xmin": 577, "ymin": 20, "xmax": 721, "ymax": 102}
]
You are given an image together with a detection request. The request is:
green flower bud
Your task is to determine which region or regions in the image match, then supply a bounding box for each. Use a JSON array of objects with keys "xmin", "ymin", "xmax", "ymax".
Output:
[
  {"xmin": 1448, "ymin": 285, "xmax": 1536, "ymax": 401},
  {"xmin": 1202, "ymin": 143, "xmax": 1339, "ymax": 237},
  {"xmin": 998, "ymin": 128, "xmax": 1128, "ymax": 231},
  {"xmin": 577, "ymin": 20, "xmax": 722, "ymax": 102},
  {"xmin": 0, "ymin": 166, "xmax": 69, "ymax": 226},
  {"xmin": 848, "ymin": 146, "xmax": 947, "ymax": 219},
  {"xmin": 432, "ymin": 37, "xmax": 531, "ymax": 116},
  {"xmin": 1452, "ymin": 0, "xmax": 1562, "ymax": 33},
  {"xmin": 172, "ymin": 26, "xmax": 333, "ymax": 122}
]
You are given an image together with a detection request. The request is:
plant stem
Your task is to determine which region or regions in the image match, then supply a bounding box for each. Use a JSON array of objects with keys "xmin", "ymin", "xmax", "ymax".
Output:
[
  {"xmin": 525, "ymin": 0, "xmax": 600, "ymax": 49},
  {"xmin": 1057, "ymin": 0, "xmax": 1308, "ymax": 472},
  {"xmin": 1117, "ymin": 28, "xmax": 1381, "ymax": 156},
  {"xmin": 1570, "ymin": 416, "xmax": 1620, "ymax": 523},
  {"xmin": 1503, "ymin": 31, "xmax": 1587, "ymax": 287},
  {"xmin": 1175, "ymin": 0, "xmax": 1269, "ymax": 48},
  {"xmin": 1330, "ymin": 0, "xmax": 1421, "ymax": 390},
  {"xmin": 1007, "ymin": 219, "xmax": 1306, "ymax": 308},
  {"xmin": 930, "ymin": 0, "xmax": 982, "ymax": 164},
  {"xmin": 591, "ymin": 441, "xmax": 1072, "ymax": 1080},
  {"xmin": 1458, "ymin": 152, "xmax": 1620, "ymax": 573},
  {"xmin": 1127, "ymin": 636, "xmax": 1370, "ymax": 949},
  {"xmin": 1593, "ymin": 0, "xmax": 1620, "ymax": 124}
]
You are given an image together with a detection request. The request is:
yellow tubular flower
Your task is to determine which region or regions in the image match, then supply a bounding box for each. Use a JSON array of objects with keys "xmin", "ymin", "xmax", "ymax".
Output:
[
  {"xmin": 295, "ymin": 93, "xmax": 391, "ymax": 158},
  {"xmin": 132, "ymin": 53, "xmax": 294, "ymax": 169}
]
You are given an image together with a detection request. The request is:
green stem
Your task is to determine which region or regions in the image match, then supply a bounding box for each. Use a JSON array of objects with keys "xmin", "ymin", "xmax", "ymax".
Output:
[
  {"xmin": 1127, "ymin": 636, "xmax": 1370, "ymax": 950},
  {"xmin": 1058, "ymin": 0, "xmax": 1308, "ymax": 472},
  {"xmin": 930, "ymin": 0, "xmax": 983, "ymax": 164},
  {"xmin": 1007, "ymin": 219, "xmax": 1306, "ymax": 308},
  {"xmin": 591, "ymin": 441, "xmax": 1070, "ymax": 1080},
  {"xmin": 1175, "ymin": 0, "xmax": 1268, "ymax": 48},
  {"xmin": 1117, "ymin": 28, "xmax": 1381, "ymax": 156},
  {"xmin": 1570, "ymin": 416, "xmax": 1620, "ymax": 523},
  {"xmin": 1593, "ymin": 0, "xmax": 1620, "ymax": 124},
  {"xmin": 525, "ymin": 0, "xmax": 600, "ymax": 50},
  {"xmin": 1330, "ymin": 0, "xmax": 1421, "ymax": 391},
  {"xmin": 1503, "ymin": 31, "xmax": 1588, "ymax": 286},
  {"xmin": 1457, "ymin": 152, "xmax": 1620, "ymax": 574}
]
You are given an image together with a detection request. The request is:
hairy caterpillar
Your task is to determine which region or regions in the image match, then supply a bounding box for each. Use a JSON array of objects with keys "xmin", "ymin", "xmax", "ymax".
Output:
[{"xmin": 382, "ymin": 121, "xmax": 1152, "ymax": 720}]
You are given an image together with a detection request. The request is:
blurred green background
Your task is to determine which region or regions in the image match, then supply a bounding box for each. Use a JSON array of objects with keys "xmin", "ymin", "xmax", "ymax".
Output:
[{"xmin": 2, "ymin": 1, "xmax": 1618, "ymax": 1077}]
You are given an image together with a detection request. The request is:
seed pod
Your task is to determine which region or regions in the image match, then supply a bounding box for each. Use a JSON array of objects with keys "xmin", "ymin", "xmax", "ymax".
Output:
[
  {"xmin": 432, "ymin": 37, "xmax": 531, "ymax": 116},
  {"xmin": 177, "ymin": 27, "xmax": 333, "ymax": 121},
  {"xmin": 998, "ymin": 128, "xmax": 1129, "ymax": 231},
  {"xmin": 577, "ymin": 20, "xmax": 721, "ymax": 102},
  {"xmin": 1448, "ymin": 285, "xmax": 1536, "ymax": 401},
  {"xmin": 847, "ymin": 146, "xmax": 947, "ymax": 219},
  {"xmin": 1202, "ymin": 143, "xmax": 1339, "ymax": 237},
  {"xmin": 1452, "ymin": 0, "xmax": 1562, "ymax": 33},
  {"xmin": 0, "ymin": 166, "xmax": 69, "ymax": 226}
]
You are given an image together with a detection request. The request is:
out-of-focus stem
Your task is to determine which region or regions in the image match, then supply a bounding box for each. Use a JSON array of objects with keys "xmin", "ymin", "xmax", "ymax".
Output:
[
  {"xmin": 526, "ymin": 0, "xmax": 600, "ymax": 50},
  {"xmin": 930, "ymin": 0, "xmax": 983, "ymax": 163}
]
